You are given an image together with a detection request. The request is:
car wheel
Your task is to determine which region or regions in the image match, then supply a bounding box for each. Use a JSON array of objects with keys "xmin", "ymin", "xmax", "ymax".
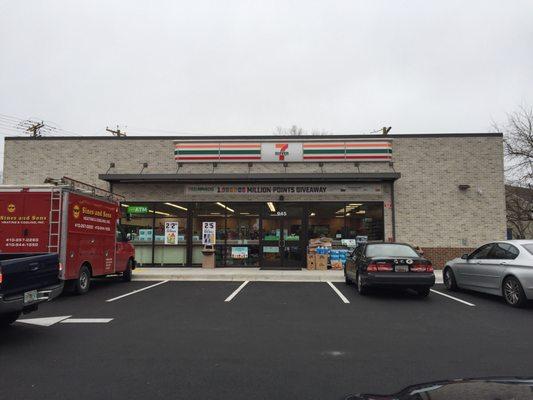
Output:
[
  {"xmin": 443, "ymin": 267, "xmax": 458, "ymax": 291},
  {"xmin": 356, "ymin": 273, "xmax": 368, "ymax": 295},
  {"xmin": 75, "ymin": 265, "xmax": 91, "ymax": 295},
  {"xmin": 0, "ymin": 311, "xmax": 21, "ymax": 326},
  {"xmin": 345, "ymin": 271, "xmax": 352, "ymax": 285},
  {"xmin": 502, "ymin": 276, "xmax": 527, "ymax": 308},
  {"xmin": 416, "ymin": 287, "xmax": 430, "ymax": 297},
  {"xmin": 122, "ymin": 259, "xmax": 133, "ymax": 282}
]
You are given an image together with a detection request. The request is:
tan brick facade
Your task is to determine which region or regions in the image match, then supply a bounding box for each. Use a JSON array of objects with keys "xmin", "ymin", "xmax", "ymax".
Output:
[
  {"xmin": 421, "ymin": 247, "xmax": 476, "ymax": 270},
  {"xmin": 3, "ymin": 134, "xmax": 507, "ymax": 259}
]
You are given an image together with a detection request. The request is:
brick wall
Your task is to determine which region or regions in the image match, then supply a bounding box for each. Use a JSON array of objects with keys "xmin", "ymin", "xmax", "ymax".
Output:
[
  {"xmin": 421, "ymin": 247, "xmax": 476, "ymax": 269},
  {"xmin": 3, "ymin": 134, "xmax": 507, "ymax": 250}
]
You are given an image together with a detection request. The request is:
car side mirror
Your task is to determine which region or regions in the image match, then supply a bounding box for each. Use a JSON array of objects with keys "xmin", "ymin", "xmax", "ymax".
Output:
[{"xmin": 461, "ymin": 253, "xmax": 469, "ymax": 260}]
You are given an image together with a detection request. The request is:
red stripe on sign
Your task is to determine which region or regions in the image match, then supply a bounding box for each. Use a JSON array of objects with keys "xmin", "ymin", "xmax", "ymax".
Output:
[
  {"xmin": 219, "ymin": 156, "xmax": 262, "ymax": 160},
  {"xmin": 175, "ymin": 156, "xmax": 220, "ymax": 160},
  {"xmin": 302, "ymin": 155, "xmax": 346, "ymax": 159},
  {"xmin": 175, "ymin": 144, "xmax": 220, "ymax": 148},
  {"xmin": 345, "ymin": 155, "xmax": 391, "ymax": 159}
]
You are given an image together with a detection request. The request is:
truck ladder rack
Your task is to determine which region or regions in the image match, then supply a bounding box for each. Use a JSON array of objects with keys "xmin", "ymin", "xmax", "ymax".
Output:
[{"xmin": 48, "ymin": 188, "xmax": 62, "ymax": 253}]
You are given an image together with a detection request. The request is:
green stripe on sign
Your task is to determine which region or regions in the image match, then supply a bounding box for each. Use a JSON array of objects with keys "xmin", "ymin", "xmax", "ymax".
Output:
[
  {"xmin": 303, "ymin": 149, "xmax": 345, "ymax": 154},
  {"xmin": 219, "ymin": 150, "xmax": 261, "ymax": 155},
  {"xmin": 345, "ymin": 149, "xmax": 392, "ymax": 154},
  {"xmin": 178, "ymin": 150, "xmax": 219, "ymax": 155}
]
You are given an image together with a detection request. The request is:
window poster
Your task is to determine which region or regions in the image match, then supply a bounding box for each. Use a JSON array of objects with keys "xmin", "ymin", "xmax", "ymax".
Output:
[{"xmin": 164, "ymin": 222, "xmax": 179, "ymax": 245}]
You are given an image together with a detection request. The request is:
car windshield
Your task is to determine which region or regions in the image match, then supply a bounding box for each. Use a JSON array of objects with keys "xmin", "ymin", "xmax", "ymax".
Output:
[
  {"xmin": 366, "ymin": 244, "xmax": 419, "ymax": 258},
  {"xmin": 522, "ymin": 244, "xmax": 533, "ymax": 255}
]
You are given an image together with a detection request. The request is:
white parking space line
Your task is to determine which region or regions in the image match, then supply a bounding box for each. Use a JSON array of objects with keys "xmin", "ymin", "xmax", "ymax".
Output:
[
  {"xmin": 106, "ymin": 280, "xmax": 169, "ymax": 302},
  {"xmin": 327, "ymin": 281, "xmax": 350, "ymax": 304},
  {"xmin": 60, "ymin": 318, "xmax": 113, "ymax": 324},
  {"xmin": 430, "ymin": 289, "xmax": 476, "ymax": 307},
  {"xmin": 224, "ymin": 281, "xmax": 249, "ymax": 302}
]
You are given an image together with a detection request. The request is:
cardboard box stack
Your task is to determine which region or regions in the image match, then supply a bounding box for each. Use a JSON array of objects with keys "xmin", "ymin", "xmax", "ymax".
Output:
[
  {"xmin": 307, "ymin": 237, "xmax": 333, "ymax": 270},
  {"xmin": 306, "ymin": 253, "xmax": 316, "ymax": 270}
]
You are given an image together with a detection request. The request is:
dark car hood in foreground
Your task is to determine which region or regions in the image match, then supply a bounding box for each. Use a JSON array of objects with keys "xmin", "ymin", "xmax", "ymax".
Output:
[{"xmin": 345, "ymin": 377, "xmax": 533, "ymax": 400}]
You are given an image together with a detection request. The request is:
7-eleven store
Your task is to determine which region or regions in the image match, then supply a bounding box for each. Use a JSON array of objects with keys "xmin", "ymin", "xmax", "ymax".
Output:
[
  {"xmin": 112, "ymin": 138, "xmax": 395, "ymax": 269},
  {"xmin": 4, "ymin": 132, "xmax": 505, "ymax": 269}
]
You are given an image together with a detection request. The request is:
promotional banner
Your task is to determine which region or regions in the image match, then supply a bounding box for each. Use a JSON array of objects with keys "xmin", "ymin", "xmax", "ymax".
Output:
[
  {"xmin": 202, "ymin": 221, "xmax": 216, "ymax": 245},
  {"xmin": 185, "ymin": 183, "xmax": 382, "ymax": 196},
  {"xmin": 164, "ymin": 222, "xmax": 179, "ymax": 245},
  {"xmin": 231, "ymin": 246, "xmax": 248, "ymax": 259}
]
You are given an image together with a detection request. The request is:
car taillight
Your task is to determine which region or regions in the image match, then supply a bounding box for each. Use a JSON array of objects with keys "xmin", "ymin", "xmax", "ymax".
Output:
[
  {"xmin": 411, "ymin": 262, "xmax": 433, "ymax": 272},
  {"xmin": 367, "ymin": 262, "xmax": 393, "ymax": 272},
  {"xmin": 0, "ymin": 270, "xmax": 2, "ymax": 285}
]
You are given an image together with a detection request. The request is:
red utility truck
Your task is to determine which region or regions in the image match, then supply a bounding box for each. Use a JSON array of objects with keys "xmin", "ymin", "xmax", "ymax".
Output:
[{"xmin": 0, "ymin": 177, "xmax": 135, "ymax": 294}]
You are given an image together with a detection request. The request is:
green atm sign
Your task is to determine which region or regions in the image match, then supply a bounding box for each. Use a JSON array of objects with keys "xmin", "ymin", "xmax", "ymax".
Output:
[{"xmin": 127, "ymin": 205, "xmax": 148, "ymax": 214}]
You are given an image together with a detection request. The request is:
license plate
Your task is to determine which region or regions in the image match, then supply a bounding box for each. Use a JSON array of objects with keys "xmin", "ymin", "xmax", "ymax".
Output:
[
  {"xmin": 24, "ymin": 290, "xmax": 38, "ymax": 304},
  {"xmin": 395, "ymin": 265, "xmax": 409, "ymax": 272}
]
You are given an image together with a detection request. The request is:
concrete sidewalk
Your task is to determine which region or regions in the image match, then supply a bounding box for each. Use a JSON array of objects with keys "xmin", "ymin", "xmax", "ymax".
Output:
[{"xmin": 133, "ymin": 267, "xmax": 443, "ymax": 283}]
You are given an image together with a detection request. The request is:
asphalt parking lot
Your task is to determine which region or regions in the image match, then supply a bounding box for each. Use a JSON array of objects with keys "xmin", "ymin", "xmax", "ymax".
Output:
[{"xmin": 1, "ymin": 280, "xmax": 532, "ymax": 400}]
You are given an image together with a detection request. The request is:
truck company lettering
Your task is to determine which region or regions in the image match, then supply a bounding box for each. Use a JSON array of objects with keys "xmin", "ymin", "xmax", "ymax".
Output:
[
  {"xmin": 0, "ymin": 214, "xmax": 47, "ymax": 224},
  {"xmin": 81, "ymin": 207, "xmax": 112, "ymax": 219}
]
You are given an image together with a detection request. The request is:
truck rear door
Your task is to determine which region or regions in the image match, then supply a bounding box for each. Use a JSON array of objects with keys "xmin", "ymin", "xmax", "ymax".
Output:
[{"xmin": 0, "ymin": 191, "xmax": 51, "ymax": 253}]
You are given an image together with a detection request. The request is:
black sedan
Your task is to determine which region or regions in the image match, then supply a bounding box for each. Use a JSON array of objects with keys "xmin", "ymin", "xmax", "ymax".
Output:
[{"xmin": 344, "ymin": 242, "xmax": 435, "ymax": 296}]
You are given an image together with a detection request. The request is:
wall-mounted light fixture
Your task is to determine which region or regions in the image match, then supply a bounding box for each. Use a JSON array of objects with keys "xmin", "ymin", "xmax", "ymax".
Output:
[
  {"xmin": 458, "ymin": 184, "xmax": 471, "ymax": 191},
  {"xmin": 105, "ymin": 162, "xmax": 116, "ymax": 174}
]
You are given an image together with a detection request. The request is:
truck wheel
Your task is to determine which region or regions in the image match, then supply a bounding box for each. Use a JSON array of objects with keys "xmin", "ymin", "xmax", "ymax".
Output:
[
  {"xmin": 122, "ymin": 260, "xmax": 133, "ymax": 282},
  {"xmin": 0, "ymin": 311, "xmax": 21, "ymax": 326},
  {"xmin": 75, "ymin": 265, "xmax": 91, "ymax": 295}
]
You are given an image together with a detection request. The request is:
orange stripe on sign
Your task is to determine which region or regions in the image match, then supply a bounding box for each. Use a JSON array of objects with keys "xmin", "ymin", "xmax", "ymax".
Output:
[
  {"xmin": 345, "ymin": 143, "xmax": 391, "ymax": 147},
  {"xmin": 219, "ymin": 144, "xmax": 261, "ymax": 148},
  {"xmin": 303, "ymin": 143, "xmax": 345, "ymax": 148},
  {"xmin": 175, "ymin": 144, "xmax": 220, "ymax": 149}
]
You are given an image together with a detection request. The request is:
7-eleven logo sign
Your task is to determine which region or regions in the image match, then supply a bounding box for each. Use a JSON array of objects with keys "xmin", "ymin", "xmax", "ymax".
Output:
[{"xmin": 275, "ymin": 143, "xmax": 289, "ymax": 161}]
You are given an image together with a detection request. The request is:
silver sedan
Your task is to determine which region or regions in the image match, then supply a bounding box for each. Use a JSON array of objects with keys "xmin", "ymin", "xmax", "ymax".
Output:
[{"xmin": 443, "ymin": 240, "xmax": 533, "ymax": 307}]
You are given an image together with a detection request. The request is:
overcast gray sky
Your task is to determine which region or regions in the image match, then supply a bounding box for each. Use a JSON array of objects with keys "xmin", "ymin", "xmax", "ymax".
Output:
[{"xmin": 0, "ymin": 0, "xmax": 532, "ymax": 140}]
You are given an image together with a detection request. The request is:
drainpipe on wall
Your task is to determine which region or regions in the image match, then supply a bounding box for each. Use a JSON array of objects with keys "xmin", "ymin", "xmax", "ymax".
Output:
[{"xmin": 390, "ymin": 181, "xmax": 396, "ymax": 242}]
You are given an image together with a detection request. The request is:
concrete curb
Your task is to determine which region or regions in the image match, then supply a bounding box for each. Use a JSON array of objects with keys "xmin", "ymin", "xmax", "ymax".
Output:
[{"xmin": 131, "ymin": 268, "xmax": 443, "ymax": 284}]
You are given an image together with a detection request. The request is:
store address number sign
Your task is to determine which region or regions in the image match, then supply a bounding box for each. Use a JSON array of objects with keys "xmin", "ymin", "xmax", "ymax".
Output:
[{"xmin": 174, "ymin": 141, "xmax": 392, "ymax": 163}]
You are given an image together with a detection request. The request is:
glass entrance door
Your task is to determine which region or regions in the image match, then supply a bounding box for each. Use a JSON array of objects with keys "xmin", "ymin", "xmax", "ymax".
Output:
[{"xmin": 261, "ymin": 203, "xmax": 303, "ymax": 269}]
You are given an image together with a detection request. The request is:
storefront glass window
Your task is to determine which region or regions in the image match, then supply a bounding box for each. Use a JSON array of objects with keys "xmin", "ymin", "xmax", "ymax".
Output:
[
  {"xmin": 308, "ymin": 203, "xmax": 346, "ymax": 246},
  {"xmin": 225, "ymin": 203, "xmax": 260, "ymax": 267},
  {"xmin": 345, "ymin": 203, "xmax": 384, "ymax": 241},
  {"xmin": 152, "ymin": 202, "xmax": 188, "ymax": 266},
  {"xmin": 119, "ymin": 202, "xmax": 154, "ymax": 266},
  {"xmin": 192, "ymin": 203, "xmax": 227, "ymax": 266}
]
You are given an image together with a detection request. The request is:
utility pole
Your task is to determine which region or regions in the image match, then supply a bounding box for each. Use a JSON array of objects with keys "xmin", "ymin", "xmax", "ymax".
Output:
[
  {"xmin": 106, "ymin": 125, "xmax": 126, "ymax": 137},
  {"xmin": 26, "ymin": 121, "xmax": 45, "ymax": 138}
]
